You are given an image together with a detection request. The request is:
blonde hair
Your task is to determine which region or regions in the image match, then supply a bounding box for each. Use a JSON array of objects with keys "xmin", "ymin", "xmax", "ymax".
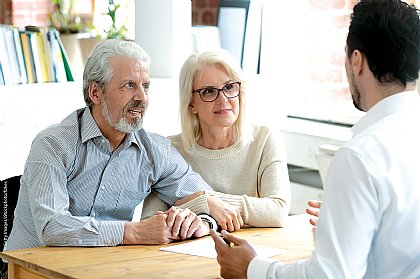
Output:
[{"xmin": 178, "ymin": 49, "xmax": 252, "ymax": 151}]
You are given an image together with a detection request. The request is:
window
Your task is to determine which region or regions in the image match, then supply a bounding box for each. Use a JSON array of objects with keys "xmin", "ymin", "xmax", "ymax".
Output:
[{"xmin": 257, "ymin": 0, "xmax": 419, "ymax": 126}]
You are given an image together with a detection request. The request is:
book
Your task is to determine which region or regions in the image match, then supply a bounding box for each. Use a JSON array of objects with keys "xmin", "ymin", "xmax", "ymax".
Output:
[
  {"xmin": 25, "ymin": 26, "xmax": 55, "ymax": 83},
  {"xmin": 39, "ymin": 27, "xmax": 55, "ymax": 82},
  {"xmin": 0, "ymin": 25, "xmax": 73, "ymax": 86},
  {"xmin": 13, "ymin": 28, "xmax": 28, "ymax": 84},
  {"xmin": 47, "ymin": 29, "xmax": 67, "ymax": 82},
  {"xmin": 19, "ymin": 31, "xmax": 37, "ymax": 83},
  {"xmin": 0, "ymin": 63, "xmax": 4, "ymax": 85},
  {"xmin": 0, "ymin": 25, "xmax": 14, "ymax": 85},
  {"xmin": 27, "ymin": 30, "xmax": 45, "ymax": 83},
  {"xmin": 2, "ymin": 25, "xmax": 22, "ymax": 84},
  {"xmin": 53, "ymin": 29, "xmax": 74, "ymax": 81}
]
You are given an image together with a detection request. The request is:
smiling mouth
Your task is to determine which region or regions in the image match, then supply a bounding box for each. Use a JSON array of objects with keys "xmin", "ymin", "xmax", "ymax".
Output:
[
  {"xmin": 214, "ymin": 109, "xmax": 231, "ymax": 114},
  {"xmin": 127, "ymin": 108, "xmax": 144, "ymax": 116}
]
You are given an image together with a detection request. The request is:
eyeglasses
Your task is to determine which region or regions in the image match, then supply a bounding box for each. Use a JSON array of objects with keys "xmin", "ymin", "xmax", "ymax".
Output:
[{"xmin": 192, "ymin": 82, "xmax": 241, "ymax": 102}]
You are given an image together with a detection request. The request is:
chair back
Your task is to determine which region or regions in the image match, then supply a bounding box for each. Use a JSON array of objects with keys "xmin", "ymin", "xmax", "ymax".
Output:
[{"xmin": 1, "ymin": 175, "xmax": 21, "ymax": 273}]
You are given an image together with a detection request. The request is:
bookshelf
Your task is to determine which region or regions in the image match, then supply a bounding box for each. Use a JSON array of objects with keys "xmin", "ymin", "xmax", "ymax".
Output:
[{"xmin": 0, "ymin": 25, "xmax": 74, "ymax": 86}]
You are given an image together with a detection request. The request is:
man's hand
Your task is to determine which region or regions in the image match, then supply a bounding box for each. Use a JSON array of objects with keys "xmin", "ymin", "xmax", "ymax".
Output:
[
  {"xmin": 157, "ymin": 206, "xmax": 207, "ymax": 239},
  {"xmin": 207, "ymin": 196, "xmax": 243, "ymax": 232},
  {"xmin": 306, "ymin": 200, "xmax": 322, "ymax": 226},
  {"xmin": 123, "ymin": 214, "xmax": 173, "ymax": 245},
  {"xmin": 210, "ymin": 230, "xmax": 257, "ymax": 279}
]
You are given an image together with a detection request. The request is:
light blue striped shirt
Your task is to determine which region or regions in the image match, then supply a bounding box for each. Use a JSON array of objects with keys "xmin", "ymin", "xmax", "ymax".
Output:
[{"xmin": 5, "ymin": 107, "xmax": 212, "ymax": 250}]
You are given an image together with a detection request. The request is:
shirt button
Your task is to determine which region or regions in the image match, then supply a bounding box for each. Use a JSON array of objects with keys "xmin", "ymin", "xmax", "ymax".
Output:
[
  {"xmin": 78, "ymin": 239, "xmax": 82, "ymax": 244},
  {"xmin": 101, "ymin": 185, "xmax": 105, "ymax": 190}
]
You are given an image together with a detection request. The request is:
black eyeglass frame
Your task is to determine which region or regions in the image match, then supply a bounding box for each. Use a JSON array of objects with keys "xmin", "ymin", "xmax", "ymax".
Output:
[{"xmin": 192, "ymin": 81, "xmax": 241, "ymax": 102}]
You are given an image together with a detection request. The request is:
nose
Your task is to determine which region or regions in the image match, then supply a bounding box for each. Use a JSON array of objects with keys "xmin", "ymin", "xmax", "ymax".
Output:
[
  {"xmin": 133, "ymin": 84, "xmax": 146, "ymax": 100},
  {"xmin": 215, "ymin": 89, "xmax": 228, "ymax": 103}
]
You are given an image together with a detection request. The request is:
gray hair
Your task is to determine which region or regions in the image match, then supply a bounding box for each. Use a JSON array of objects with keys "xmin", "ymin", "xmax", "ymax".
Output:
[
  {"xmin": 178, "ymin": 49, "xmax": 252, "ymax": 151},
  {"xmin": 83, "ymin": 39, "xmax": 151, "ymax": 106}
]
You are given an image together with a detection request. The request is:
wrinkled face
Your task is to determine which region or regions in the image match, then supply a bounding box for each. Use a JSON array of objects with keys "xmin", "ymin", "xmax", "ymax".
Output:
[
  {"xmin": 190, "ymin": 64, "xmax": 240, "ymax": 131},
  {"xmin": 101, "ymin": 57, "xmax": 150, "ymax": 133}
]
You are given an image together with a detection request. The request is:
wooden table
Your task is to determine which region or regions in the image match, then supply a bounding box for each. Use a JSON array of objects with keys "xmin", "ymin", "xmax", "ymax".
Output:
[{"xmin": 1, "ymin": 214, "xmax": 314, "ymax": 279}]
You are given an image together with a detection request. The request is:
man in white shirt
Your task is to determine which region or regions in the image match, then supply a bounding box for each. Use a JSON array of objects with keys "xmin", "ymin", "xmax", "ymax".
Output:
[{"xmin": 210, "ymin": 0, "xmax": 420, "ymax": 278}]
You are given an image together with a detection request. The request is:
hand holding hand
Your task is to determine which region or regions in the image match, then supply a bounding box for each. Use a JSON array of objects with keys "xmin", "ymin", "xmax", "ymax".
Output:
[
  {"xmin": 123, "ymin": 214, "xmax": 173, "ymax": 245},
  {"xmin": 207, "ymin": 196, "xmax": 243, "ymax": 232},
  {"xmin": 210, "ymin": 230, "xmax": 257, "ymax": 279},
  {"xmin": 306, "ymin": 200, "xmax": 322, "ymax": 226},
  {"xmin": 157, "ymin": 206, "xmax": 205, "ymax": 239}
]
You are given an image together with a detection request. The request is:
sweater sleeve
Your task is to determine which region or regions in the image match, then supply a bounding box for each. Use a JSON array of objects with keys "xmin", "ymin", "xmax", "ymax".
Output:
[{"xmin": 207, "ymin": 128, "xmax": 291, "ymax": 227}]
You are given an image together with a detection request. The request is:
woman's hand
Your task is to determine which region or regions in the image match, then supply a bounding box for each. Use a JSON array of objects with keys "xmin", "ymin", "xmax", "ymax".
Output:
[{"xmin": 207, "ymin": 196, "xmax": 243, "ymax": 232}]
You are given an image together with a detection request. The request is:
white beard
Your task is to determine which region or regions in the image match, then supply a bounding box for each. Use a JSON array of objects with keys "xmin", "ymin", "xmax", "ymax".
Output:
[{"xmin": 101, "ymin": 99, "xmax": 144, "ymax": 133}]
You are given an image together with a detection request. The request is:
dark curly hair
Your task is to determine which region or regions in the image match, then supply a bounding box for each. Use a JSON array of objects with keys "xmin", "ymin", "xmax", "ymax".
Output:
[{"xmin": 346, "ymin": 0, "xmax": 420, "ymax": 86}]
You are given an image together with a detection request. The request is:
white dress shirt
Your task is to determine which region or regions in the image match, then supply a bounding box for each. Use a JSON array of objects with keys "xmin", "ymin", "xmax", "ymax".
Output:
[{"xmin": 248, "ymin": 91, "xmax": 420, "ymax": 278}]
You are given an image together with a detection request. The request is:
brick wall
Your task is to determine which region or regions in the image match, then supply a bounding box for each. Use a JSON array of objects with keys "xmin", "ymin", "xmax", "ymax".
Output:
[
  {"xmin": 306, "ymin": 0, "xmax": 358, "ymax": 101},
  {"xmin": 192, "ymin": 0, "xmax": 219, "ymax": 26},
  {"xmin": 305, "ymin": 0, "xmax": 417, "ymax": 100},
  {"xmin": 11, "ymin": 0, "xmax": 51, "ymax": 27},
  {"xmin": 0, "ymin": 0, "xmax": 51, "ymax": 27},
  {"xmin": 0, "ymin": 0, "xmax": 13, "ymax": 24}
]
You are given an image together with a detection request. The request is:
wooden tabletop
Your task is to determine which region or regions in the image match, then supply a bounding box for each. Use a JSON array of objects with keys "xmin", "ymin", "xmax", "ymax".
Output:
[{"xmin": 1, "ymin": 214, "xmax": 314, "ymax": 279}]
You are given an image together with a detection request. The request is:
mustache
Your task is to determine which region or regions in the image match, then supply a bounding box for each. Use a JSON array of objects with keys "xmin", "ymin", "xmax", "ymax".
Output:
[{"xmin": 126, "ymin": 101, "xmax": 146, "ymax": 110}]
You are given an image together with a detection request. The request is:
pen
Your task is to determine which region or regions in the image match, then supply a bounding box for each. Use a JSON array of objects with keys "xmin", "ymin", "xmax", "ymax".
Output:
[{"xmin": 218, "ymin": 232, "xmax": 235, "ymax": 248}]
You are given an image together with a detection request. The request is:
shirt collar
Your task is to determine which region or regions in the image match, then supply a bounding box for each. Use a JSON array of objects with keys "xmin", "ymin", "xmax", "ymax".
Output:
[
  {"xmin": 351, "ymin": 90, "xmax": 419, "ymax": 136},
  {"xmin": 80, "ymin": 107, "xmax": 103, "ymax": 143}
]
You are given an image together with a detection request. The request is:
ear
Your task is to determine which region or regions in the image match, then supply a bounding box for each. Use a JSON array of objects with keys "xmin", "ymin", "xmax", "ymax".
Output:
[
  {"xmin": 88, "ymin": 82, "xmax": 103, "ymax": 105},
  {"xmin": 350, "ymin": 50, "xmax": 364, "ymax": 75},
  {"xmin": 189, "ymin": 103, "xmax": 198, "ymax": 114}
]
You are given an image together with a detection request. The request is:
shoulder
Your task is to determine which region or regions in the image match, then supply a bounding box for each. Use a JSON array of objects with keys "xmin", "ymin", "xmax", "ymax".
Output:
[
  {"xmin": 251, "ymin": 125, "xmax": 283, "ymax": 145},
  {"xmin": 137, "ymin": 130, "xmax": 171, "ymax": 146},
  {"xmin": 252, "ymin": 125, "xmax": 271, "ymax": 137},
  {"xmin": 167, "ymin": 133, "xmax": 182, "ymax": 145},
  {"xmin": 29, "ymin": 109, "xmax": 83, "ymax": 164},
  {"xmin": 167, "ymin": 133, "xmax": 183, "ymax": 150},
  {"xmin": 136, "ymin": 130, "xmax": 173, "ymax": 156},
  {"xmin": 342, "ymin": 122, "xmax": 389, "ymax": 159},
  {"xmin": 247, "ymin": 125, "xmax": 287, "ymax": 159},
  {"xmin": 34, "ymin": 109, "xmax": 82, "ymax": 147}
]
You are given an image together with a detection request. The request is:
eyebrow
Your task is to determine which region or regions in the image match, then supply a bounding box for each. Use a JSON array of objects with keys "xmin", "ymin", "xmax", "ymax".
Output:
[{"xmin": 198, "ymin": 80, "xmax": 234, "ymax": 88}]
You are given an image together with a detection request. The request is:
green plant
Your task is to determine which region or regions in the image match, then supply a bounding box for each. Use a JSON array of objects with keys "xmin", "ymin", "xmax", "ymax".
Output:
[
  {"xmin": 103, "ymin": 0, "xmax": 128, "ymax": 39},
  {"xmin": 48, "ymin": 0, "xmax": 80, "ymax": 33}
]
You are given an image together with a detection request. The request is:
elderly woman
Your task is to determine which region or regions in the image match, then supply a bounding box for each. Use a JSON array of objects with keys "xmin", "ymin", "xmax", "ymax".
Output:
[{"xmin": 167, "ymin": 49, "xmax": 291, "ymax": 228}]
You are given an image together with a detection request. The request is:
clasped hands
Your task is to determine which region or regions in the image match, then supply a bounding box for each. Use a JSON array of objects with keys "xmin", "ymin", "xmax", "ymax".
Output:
[
  {"xmin": 123, "ymin": 206, "xmax": 209, "ymax": 245},
  {"xmin": 175, "ymin": 192, "xmax": 244, "ymax": 232}
]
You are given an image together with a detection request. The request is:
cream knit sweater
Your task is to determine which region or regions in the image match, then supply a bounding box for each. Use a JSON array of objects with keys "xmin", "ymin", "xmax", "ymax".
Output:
[{"xmin": 142, "ymin": 126, "xmax": 291, "ymax": 227}]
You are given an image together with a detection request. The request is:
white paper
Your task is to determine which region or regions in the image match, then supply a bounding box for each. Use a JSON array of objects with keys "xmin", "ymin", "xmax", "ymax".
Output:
[{"xmin": 159, "ymin": 237, "xmax": 289, "ymax": 259}]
